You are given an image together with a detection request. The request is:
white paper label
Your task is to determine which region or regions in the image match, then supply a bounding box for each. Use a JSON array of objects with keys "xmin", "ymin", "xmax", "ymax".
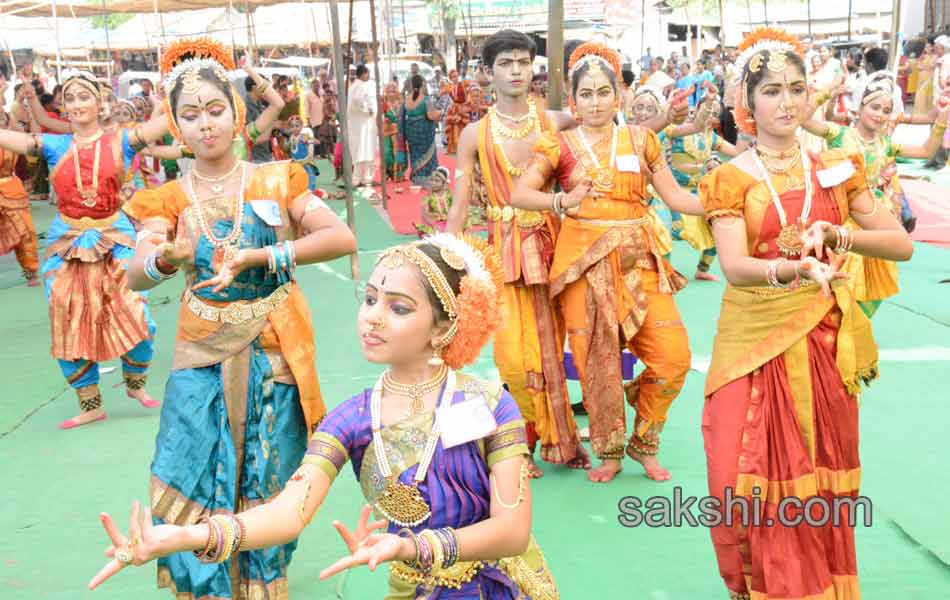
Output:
[
  {"xmin": 438, "ymin": 397, "xmax": 498, "ymax": 449},
  {"xmin": 250, "ymin": 200, "xmax": 282, "ymax": 226},
  {"xmin": 616, "ymin": 154, "xmax": 640, "ymax": 173},
  {"xmin": 816, "ymin": 161, "xmax": 855, "ymax": 189}
]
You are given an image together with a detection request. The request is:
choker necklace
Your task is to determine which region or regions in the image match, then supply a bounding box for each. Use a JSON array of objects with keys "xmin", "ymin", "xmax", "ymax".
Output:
[
  {"xmin": 382, "ymin": 363, "xmax": 448, "ymax": 418},
  {"xmin": 371, "ymin": 369, "xmax": 456, "ymax": 527},
  {"xmin": 192, "ymin": 160, "xmax": 241, "ymax": 194},
  {"xmin": 493, "ymin": 103, "xmax": 533, "ymax": 123},
  {"xmin": 73, "ymin": 129, "xmax": 104, "ymax": 146},
  {"xmin": 755, "ymin": 142, "xmax": 799, "ymax": 160},
  {"xmin": 751, "ymin": 144, "xmax": 813, "ymax": 257}
]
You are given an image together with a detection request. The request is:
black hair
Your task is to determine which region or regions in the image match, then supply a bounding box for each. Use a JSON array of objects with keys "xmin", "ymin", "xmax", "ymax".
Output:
[
  {"xmin": 356, "ymin": 64, "xmax": 369, "ymax": 78},
  {"xmin": 482, "ymin": 29, "xmax": 536, "ymax": 69},
  {"xmin": 532, "ymin": 73, "xmax": 545, "ymax": 83},
  {"xmin": 243, "ymin": 76, "xmax": 256, "ymax": 93},
  {"xmin": 622, "ymin": 69, "xmax": 636, "ymax": 87},
  {"xmin": 563, "ymin": 39, "xmax": 584, "ymax": 76},
  {"xmin": 410, "ymin": 74, "xmax": 425, "ymax": 101},
  {"xmin": 14, "ymin": 83, "xmax": 23, "ymax": 95},
  {"xmin": 570, "ymin": 57, "xmax": 619, "ymax": 99},
  {"xmin": 416, "ymin": 244, "xmax": 463, "ymax": 324},
  {"xmin": 39, "ymin": 93, "xmax": 55, "ymax": 110},
  {"xmin": 864, "ymin": 47, "xmax": 888, "ymax": 74},
  {"xmin": 742, "ymin": 50, "xmax": 806, "ymax": 112},
  {"xmin": 170, "ymin": 67, "xmax": 237, "ymax": 122}
]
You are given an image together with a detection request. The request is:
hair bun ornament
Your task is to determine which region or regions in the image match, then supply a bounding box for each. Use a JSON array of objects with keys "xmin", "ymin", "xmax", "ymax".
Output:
[
  {"xmin": 160, "ymin": 37, "xmax": 235, "ymax": 77},
  {"xmin": 424, "ymin": 233, "xmax": 503, "ymax": 369}
]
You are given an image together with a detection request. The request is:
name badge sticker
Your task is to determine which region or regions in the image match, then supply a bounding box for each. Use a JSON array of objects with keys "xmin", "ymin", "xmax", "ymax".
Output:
[
  {"xmin": 250, "ymin": 200, "xmax": 283, "ymax": 226},
  {"xmin": 816, "ymin": 161, "xmax": 855, "ymax": 189},
  {"xmin": 439, "ymin": 397, "xmax": 498, "ymax": 449},
  {"xmin": 616, "ymin": 154, "xmax": 640, "ymax": 173}
]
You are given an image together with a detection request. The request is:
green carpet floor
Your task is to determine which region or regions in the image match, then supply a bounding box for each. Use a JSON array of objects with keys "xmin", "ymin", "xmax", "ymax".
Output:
[{"xmin": 1, "ymin": 158, "xmax": 948, "ymax": 598}]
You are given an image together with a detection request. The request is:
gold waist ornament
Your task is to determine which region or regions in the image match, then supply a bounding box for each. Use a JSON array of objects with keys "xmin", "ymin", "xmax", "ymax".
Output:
[{"xmin": 183, "ymin": 282, "xmax": 291, "ymax": 325}]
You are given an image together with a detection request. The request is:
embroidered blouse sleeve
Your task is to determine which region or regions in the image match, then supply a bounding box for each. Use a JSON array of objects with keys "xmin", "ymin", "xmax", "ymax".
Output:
[
  {"xmin": 699, "ymin": 165, "xmax": 746, "ymax": 222},
  {"xmin": 484, "ymin": 389, "xmax": 529, "ymax": 469},
  {"xmin": 302, "ymin": 393, "xmax": 365, "ymax": 483},
  {"xmin": 643, "ymin": 128, "xmax": 667, "ymax": 174},
  {"xmin": 123, "ymin": 182, "xmax": 187, "ymax": 229},
  {"xmin": 841, "ymin": 151, "xmax": 870, "ymax": 203}
]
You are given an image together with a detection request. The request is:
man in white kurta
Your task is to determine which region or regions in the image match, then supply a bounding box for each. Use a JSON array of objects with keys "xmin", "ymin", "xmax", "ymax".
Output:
[{"xmin": 346, "ymin": 65, "xmax": 378, "ymax": 188}]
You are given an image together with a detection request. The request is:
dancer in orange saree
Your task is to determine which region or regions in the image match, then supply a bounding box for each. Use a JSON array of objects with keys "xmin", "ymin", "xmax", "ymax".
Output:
[
  {"xmin": 446, "ymin": 30, "xmax": 585, "ymax": 476},
  {"xmin": 512, "ymin": 42, "xmax": 704, "ymax": 483},
  {"xmin": 0, "ymin": 110, "xmax": 39, "ymax": 285},
  {"xmin": 700, "ymin": 28, "xmax": 914, "ymax": 599}
]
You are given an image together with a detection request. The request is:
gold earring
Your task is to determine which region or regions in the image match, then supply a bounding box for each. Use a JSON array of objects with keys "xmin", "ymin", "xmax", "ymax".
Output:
[{"xmin": 428, "ymin": 341, "xmax": 444, "ymax": 367}]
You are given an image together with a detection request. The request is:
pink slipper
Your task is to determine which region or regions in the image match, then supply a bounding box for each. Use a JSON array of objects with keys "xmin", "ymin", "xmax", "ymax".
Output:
[
  {"xmin": 59, "ymin": 412, "xmax": 108, "ymax": 430},
  {"xmin": 137, "ymin": 398, "xmax": 161, "ymax": 409}
]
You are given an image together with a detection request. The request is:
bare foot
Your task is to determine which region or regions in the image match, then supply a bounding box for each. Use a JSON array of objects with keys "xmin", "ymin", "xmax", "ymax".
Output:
[
  {"xmin": 695, "ymin": 270, "xmax": 720, "ymax": 282},
  {"xmin": 587, "ymin": 459, "xmax": 622, "ymax": 483},
  {"xmin": 26, "ymin": 277, "xmax": 40, "ymax": 287},
  {"xmin": 566, "ymin": 443, "xmax": 592, "ymax": 470},
  {"xmin": 626, "ymin": 448, "xmax": 672, "ymax": 481},
  {"xmin": 59, "ymin": 408, "xmax": 107, "ymax": 430},
  {"xmin": 127, "ymin": 387, "xmax": 160, "ymax": 409},
  {"xmin": 526, "ymin": 455, "xmax": 544, "ymax": 478}
]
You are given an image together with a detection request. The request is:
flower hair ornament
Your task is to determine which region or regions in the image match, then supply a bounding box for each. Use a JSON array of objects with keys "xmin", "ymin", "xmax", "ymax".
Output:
[
  {"xmin": 376, "ymin": 233, "xmax": 503, "ymax": 369},
  {"xmin": 732, "ymin": 27, "xmax": 805, "ymax": 136},
  {"xmin": 633, "ymin": 85, "xmax": 667, "ymax": 112},
  {"xmin": 159, "ymin": 37, "xmax": 245, "ymax": 144},
  {"xmin": 567, "ymin": 42, "xmax": 623, "ymax": 116}
]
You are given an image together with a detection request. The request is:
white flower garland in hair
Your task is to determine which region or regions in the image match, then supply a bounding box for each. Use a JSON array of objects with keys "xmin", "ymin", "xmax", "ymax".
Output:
[
  {"xmin": 734, "ymin": 40, "xmax": 798, "ymax": 77},
  {"xmin": 162, "ymin": 58, "xmax": 228, "ymax": 95},
  {"xmin": 424, "ymin": 233, "xmax": 490, "ymax": 285}
]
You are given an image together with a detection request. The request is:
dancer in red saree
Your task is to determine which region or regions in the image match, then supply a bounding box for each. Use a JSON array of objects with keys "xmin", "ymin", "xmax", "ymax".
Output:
[{"xmin": 699, "ymin": 28, "xmax": 914, "ymax": 599}]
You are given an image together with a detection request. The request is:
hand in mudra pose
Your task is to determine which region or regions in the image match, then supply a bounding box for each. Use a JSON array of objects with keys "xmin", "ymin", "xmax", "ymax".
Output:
[
  {"xmin": 319, "ymin": 504, "xmax": 401, "ymax": 580},
  {"xmin": 88, "ymin": 501, "xmax": 178, "ymax": 590}
]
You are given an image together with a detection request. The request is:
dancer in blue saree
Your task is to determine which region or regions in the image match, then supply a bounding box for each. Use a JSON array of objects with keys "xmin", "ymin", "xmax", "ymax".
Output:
[
  {"xmin": 116, "ymin": 38, "xmax": 357, "ymax": 599},
  {"xmin": 89, "ymin": 234, "xmax": 559, "ymax": 600}
]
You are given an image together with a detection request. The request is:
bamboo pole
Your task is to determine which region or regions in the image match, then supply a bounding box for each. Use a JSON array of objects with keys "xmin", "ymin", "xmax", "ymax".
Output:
[
  {"xmin": 368, "ymin": 0, "xmax": 388, "ymax": 210},
  {"xmin": 51, "ymin": 0, "xmax": 62, "ymax": 80},
  {"xmin": 328, "ymin": 0, "xmax": 359, "ymax": 279}
]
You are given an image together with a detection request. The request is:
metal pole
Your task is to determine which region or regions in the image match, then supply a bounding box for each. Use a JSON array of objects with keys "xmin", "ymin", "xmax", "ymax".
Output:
[
  {"xmin": 52, "ymin": 0, "xmax": 62, "ymax": 81},
  {"xmin": 328, "ymin": 0, "xmax": 359, "ymax": 279},
  {"xmin": 244, "ymin": 0, "xmax": 255, "ymax": 64},
  {"xmin": 889, "ymin": 0, "xmax": 902, "ymax": 70},
  {"xmin": 547, "ymin": 0, "xmax": 563, "ymax": 111},
  {"xmin": 347, "ymin": 0, "xmax": 355, "ymax": 63},
  {"xmin": 848, "ymin": 0, "xmax": 853, "ymax": 41},
  {"xmin": 763, "ymin": 0, "xmax": 768, "ymax": 26},
  {"xmin": 718, "ymin": 0, "xmax": 725, "ymax": 49},
  {"xmin": 368, "ymin": 0, "xmax": 388, "ymax": 210},
  {"xmin": 641, "ymin": 0, "xmax": 646, "ymax": 62},
  {"xmin": 807, "ymin": 0, "xmax": 812, "ymax": 37},
  {"xmin": 745, "ymin": 0, "xmax": 752, "ymax": 29}
]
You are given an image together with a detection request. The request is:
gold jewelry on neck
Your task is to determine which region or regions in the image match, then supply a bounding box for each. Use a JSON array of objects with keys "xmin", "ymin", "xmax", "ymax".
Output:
[
  {"xmin": 72, "ymin": 137, "xmax": 102, "ymax": 208},
  {"xmin": 73, "ymin": 128, "xmax": 104, "ymax": 146},
  {"xmin": 382, "ymin": 363, "xmax": 448, "ymax": 418},
  {"xmin": 192, "ymin": 160, "xmax": 241, "ymax": 194},
  {"xmin": 186, "ymin": 164, "xmax": 247, "ymax": 271},
  {"xmin": 488, "ymin": 98, "xmax": 540, "ymax": 141},
  {"xmin": 755, "ymin": 143, "xmax": 800, "ymax": 160}
]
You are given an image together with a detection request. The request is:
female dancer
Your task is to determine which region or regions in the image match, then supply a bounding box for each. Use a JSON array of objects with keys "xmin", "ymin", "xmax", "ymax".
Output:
[
  {"xmin": 0, "ymin": 71, "xmax": 170, "ymax": 428},
  {"xmin": 512, "ymin": 42, "xmax": 704, "ymax": 483},
  {"xmin": 402, "ymin": 75, "xmax": 442, "ymax": 187},
  {"xmin": 116, "ymin": 38, "xmax": 356, "ymax": 599},
  {"xmin": 382, "ymin": 82, "xmax": 408, "ymax": 188},
  {"xmin": 88, "ymin": 234, "xmax": 558, "ymax": 600},
  {"xmin": 803, "ymin": 77, "xmax": 945, "ymax": 317},
  {"xmin": 699, "ymin": 28, "xmax": 913, "ymax": 600},
  {"xmin": 914, "ymin": 41, "xmax": 936, "ymax": 116},
  {"xmin": 0, "ymin": 109, "xmax": 40, "ymax": 285}
]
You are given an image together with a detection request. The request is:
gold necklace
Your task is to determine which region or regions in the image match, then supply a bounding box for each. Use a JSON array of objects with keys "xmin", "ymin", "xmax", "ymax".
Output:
[
  {"xmin": 382, "ymin": 364, "xmax": 448, "ymax": 418},
  {"xmin": 186, "ymin": 165, "xmax": 247, "ymax": 271},
  {"xmin": 72, "ymin": 137, "xmax": 101, "ymax": 208},
  {"xmin": 73, "ymin": 128, "xmax": 104, "ymax": 146},
  {"xmin": 577, "ymin": 123, "xmax": 618, "ymax": 191},
  {"xmin": 488, "ymin": 98, "xmax": 539, "ymax": 140},
  {"xmin": 371, "ymin": 369, "xmax": 455, "ymax": 527},
  {"xmin": 192, "ymin": 160, "xmax": 241, "ymax": 194},
  {"xmin": 755, "ymin": 142, "xmax": 799, "ymax": 160},
  {"xmin": 751, "ymin": 145, "xmax": 814, "ymax": 257}
]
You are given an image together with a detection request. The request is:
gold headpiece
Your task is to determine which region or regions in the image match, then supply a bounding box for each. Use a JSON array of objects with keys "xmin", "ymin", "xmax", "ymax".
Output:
[
  {"xmin": 733, "ymin": 27, "xmax": 805, "ymax": 135},
  {"xmin": 61, "ymin": 70, "xmax": 102, "ymax": 102}
]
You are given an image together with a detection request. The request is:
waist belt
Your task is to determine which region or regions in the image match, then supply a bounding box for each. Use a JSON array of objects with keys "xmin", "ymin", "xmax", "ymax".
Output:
[
  {"xmin": 486, "ymin": 204, "xmax": 545, "ymax": 228},
  {"xmin": 573, "ymin": 215, "xmax": 650, "ymax": 228},
  {"xmin": 61, "ymin": 212, "xmax": 121, "ymax": 231},
  {"xmin": 390, "ymin": 559, "xmax": 482, "ymax": 590},
  {"xmin": 184, "ymin": 282, "xmax": 291, "ymax": 325}
]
